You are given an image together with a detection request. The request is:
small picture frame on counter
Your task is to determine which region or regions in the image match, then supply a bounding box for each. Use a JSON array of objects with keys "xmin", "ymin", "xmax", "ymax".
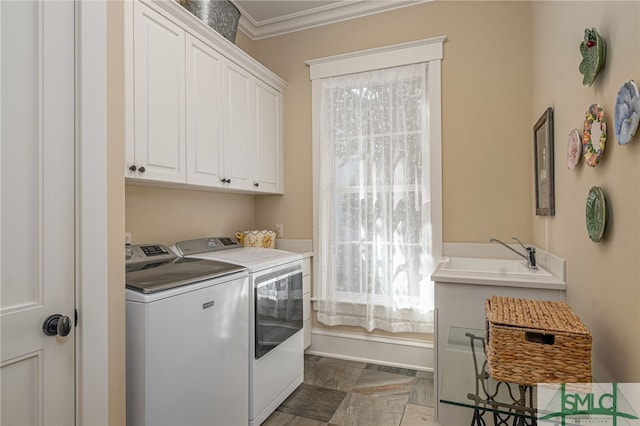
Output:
[{"xmin": 534, "ymin": 107, "xmax": 554, "ymax": 216}]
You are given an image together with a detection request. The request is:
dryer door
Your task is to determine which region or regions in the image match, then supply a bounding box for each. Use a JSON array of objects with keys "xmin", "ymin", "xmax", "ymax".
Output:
[{"xmin": 254, "ymin": 266, "xmax": 303, "ymax": 359}]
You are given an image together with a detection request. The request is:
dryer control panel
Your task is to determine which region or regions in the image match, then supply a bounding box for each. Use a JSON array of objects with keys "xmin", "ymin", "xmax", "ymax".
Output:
[{"xmin": 174, "ymin": 237, "xmax": 241, "ymax": 256}]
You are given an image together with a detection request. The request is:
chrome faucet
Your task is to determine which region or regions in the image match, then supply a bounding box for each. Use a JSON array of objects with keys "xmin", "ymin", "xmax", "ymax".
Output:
[{"xmin": 489, "ymin": 237, "xmax": 537, "ymax": 270}]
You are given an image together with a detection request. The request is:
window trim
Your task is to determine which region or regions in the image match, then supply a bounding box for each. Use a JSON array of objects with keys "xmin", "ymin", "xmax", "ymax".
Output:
[
  {"xmin": 308, "ymin": 36, "xmax": 445, "ymax": 303},
  {"xmin": 307, "ymin": 36, "xmax": 446, "ymax": 79}
]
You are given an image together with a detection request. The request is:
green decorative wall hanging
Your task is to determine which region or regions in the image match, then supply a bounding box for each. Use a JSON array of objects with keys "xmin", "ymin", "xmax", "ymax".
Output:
[
  {"xmin": 579, "ymin": 28, "xmax": 606, "ymax": 86},
  {"xmin": 585, "ymin": 186, "xmax": 607, "ymax": 242}
]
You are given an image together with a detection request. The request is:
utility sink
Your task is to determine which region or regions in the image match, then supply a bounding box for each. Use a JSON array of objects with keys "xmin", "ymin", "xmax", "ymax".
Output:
[
  {"xmin": 432, "ymin": 243, "xmax": 566, "ymax": 426},
  {"xmin": 439, "ymin": 257, "xmax": 553, "ymax": 276}
]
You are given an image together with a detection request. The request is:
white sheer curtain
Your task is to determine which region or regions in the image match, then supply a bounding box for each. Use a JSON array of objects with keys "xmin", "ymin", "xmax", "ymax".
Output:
[{"xmin": 316, "ymin": 63, "xmax": 435, "ymax": 333}]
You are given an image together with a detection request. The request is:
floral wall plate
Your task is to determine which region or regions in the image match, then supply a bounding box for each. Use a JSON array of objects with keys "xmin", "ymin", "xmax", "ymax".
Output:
[
  {"xmin": 614, "ymin": 80, "xmax": 640, "ymax": 145},
  {"xmin": 579, "ymin": 28, "xmax": 606, "ymax": 86},
  {"xmin": 582, "ymin": 104, "xmax": 607, "ymax": 167},
  {"xmin": 567, "ymin": 129, "xmax": 582, "ymax": 170},
  {"xmin": 586, "ymin": 186, "xmax": 607, "ymax": 242}
]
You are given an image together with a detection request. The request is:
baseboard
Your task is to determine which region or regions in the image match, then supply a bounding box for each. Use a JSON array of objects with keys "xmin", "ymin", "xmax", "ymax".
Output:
[{"xmin": 306, "ymin": 328, "xmax": 434, "ymax": 372}]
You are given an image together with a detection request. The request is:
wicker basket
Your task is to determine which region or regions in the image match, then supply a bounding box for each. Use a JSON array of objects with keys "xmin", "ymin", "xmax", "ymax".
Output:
[
  {"xmin": 485, "ymin": 296, "xmax": 592, "ymax": 386},
  {"xmin": 235, "ymin": 230, "xmax": 276, "ymax": 248}
]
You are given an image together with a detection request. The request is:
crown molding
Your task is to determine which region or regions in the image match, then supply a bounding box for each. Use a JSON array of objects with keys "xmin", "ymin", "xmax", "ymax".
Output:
[{"xmin": 235, "ymin": 0, "xmax": 432, "ymax": 41}]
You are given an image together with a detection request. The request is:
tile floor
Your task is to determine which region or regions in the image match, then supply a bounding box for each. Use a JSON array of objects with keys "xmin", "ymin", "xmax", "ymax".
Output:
[{"xmin": 262, "ymin": 355, "xmax": 439, "ymax": 426}]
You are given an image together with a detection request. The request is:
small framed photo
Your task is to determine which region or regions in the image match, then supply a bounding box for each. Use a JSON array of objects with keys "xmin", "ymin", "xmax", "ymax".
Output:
[{"xmin": 534, "ymin": 107, "xmax": 554, "ymax": 216}]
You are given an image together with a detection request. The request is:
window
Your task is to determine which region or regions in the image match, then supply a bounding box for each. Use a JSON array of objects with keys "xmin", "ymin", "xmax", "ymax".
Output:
[{"xmin": 308, "ymin": 38, "xmax": 444, "ymax": 333}]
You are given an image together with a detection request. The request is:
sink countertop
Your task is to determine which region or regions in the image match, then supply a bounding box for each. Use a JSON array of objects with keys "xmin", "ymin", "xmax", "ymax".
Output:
[{"xmin": 431, "ymin": 243, "xmax": 566, "ymax": 291}]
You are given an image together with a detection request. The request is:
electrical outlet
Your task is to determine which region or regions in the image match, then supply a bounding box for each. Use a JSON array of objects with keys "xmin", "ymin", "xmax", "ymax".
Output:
[
  {"xmin": 275, "ymin": 224, "xmax": 284, "ymax": 238},
  {"xmin": 125, "ymin": 232, "xmax": 132, "ymax": 245}
]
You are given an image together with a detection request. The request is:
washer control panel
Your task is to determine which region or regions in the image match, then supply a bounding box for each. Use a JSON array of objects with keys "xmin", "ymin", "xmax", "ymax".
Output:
[{"xmin": 125, "ymin": 244, "xmax": 177, "ymax": 264}]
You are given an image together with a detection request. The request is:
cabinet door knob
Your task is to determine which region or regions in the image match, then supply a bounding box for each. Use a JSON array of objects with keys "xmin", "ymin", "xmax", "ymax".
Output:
[
  {"xmin": 129, "ymin": 165, "xmax": 137, "ymax": 172},
  {"xmin": 138, "ymin": 166, "xmax": 145, "ymax": 173},
  {"xmin": 253, "ymin": 182, "xmax": 259, "ymax": 187}
]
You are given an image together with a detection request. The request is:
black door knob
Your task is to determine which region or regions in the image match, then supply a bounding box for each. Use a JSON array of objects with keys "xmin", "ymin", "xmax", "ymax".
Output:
[
  {"xmin": 129, "ymin": 165, "xmax": 137, "ymax": 171},
  {"xmin": 42, "ymin": 314, "xmax": 72, "ymax": 337},
  {"xmin": 138, "ymin": 166, "xmax": 146, "ymax": 173}
]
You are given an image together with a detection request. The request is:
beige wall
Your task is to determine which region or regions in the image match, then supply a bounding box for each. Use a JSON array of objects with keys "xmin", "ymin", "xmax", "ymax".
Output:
[
  {"xmin": 250, "ymin": 1, "xmax": 533, "ymax": 241},
  {"xmin": 125, "ymin": 185, "xmax": 256, "ymax": 246},
  {"xmin": 107, "ymin": 1, "xmax": 126, "ymax": 424},
  {"xmin": 235, "ymin": 28, "xmax": 254, "ymax": 55},
  {"xmin": 530, "ymin": 2, "xmax": 640, "ymax": 382}
]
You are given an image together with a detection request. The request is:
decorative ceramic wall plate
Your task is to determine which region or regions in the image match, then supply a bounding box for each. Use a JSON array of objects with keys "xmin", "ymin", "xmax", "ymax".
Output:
[
  {"xmin": 567, "ymin": 129, "xmax": 582, "ymax": 170},
  {"xmin": 585, "ymin": 186, "xmax": 607, "ymax": 242},
  {"xmin": 614, "ymin": 80, "xmax": 640, "ymax": 145},
  {"xmin": 579, "ymin": 28, "xmax": 606, "ymax": 86},
  {"xmin": 582, "ymin": 104, "xmax": 607, "ymax": 167}
]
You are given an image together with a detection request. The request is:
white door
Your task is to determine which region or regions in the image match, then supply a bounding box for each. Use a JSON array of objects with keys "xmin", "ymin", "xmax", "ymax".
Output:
[
  {"xmin": 131, "ymin": 2, "xmax": 186, "ymax": 183},
  {"xmin": 185, "ymin": 34, "xmax": 224, "ymax": 187},
  {"xmin": 1, "ymin": 1, "xmax": 76, "ymax": 425}
]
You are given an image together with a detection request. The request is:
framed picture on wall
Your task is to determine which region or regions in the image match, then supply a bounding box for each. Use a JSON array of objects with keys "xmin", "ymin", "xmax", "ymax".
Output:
[{"xmin": 534, "ymin": 107, "xmax": 554, "ymax": 216}]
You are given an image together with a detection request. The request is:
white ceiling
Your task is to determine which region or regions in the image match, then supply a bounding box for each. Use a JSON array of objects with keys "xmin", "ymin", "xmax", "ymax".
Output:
[{"xmin": 232, "ymin": 0, "xmax": 431, "ymax": 40}]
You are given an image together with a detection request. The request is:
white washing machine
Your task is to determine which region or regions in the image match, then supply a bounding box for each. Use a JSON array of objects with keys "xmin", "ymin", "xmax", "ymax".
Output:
[
  {"xmin": 175, "ymin": 237, "xmax": 304, "ymax": 426},
  {"xmin": 125, "ymin": 244, "xmax": 250, "ymax": 426}
]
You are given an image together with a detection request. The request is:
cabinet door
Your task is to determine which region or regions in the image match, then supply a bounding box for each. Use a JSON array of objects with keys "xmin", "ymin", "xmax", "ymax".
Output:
[
  {"xmin": 254, "ymin": 81, "xmax": 283, "ymax": 193},
  {"xmin": 223, "ymin": 60, "xmax": 254, "ymax": 191},
  {"xmin": 132, "ymin": 3, "xmax": 185, "ymax": 183},
  {"xmin": 185, "ymin": 34, "xmax": 224, "ymax": 187}
]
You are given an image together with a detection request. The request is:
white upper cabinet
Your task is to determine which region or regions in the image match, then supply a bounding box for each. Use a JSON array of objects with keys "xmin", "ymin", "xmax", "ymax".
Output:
[
  {"xmin": 255, "ymin": 81, "xmax": 283, "ymax": 193},
  {"xmin": 125, "ymin": 0, "xmax": 286, "ymax": 194},
  {"xmin": 223, "ymin": 61, "xmax": 255, "ymax": 191},
  {"xmin": 129, "ymin": 3, "xmax": 186, "ymax": 183},
  {"xmin": 185, "ymin": 34, "xmax": 224, "ymax": 186}
]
